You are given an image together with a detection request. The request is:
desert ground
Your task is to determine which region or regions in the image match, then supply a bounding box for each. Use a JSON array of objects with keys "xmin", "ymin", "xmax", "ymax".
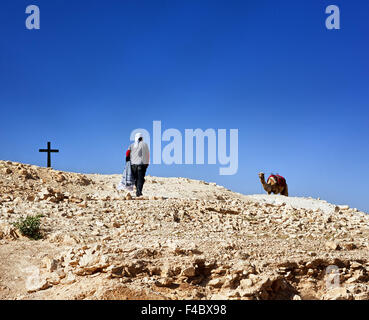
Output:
[{"xmin": 1, "ymin": 160, "xmax": 369, "ymax": 300}]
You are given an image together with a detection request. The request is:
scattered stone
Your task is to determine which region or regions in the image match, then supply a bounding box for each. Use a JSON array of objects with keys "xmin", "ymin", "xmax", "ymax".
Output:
[
  {"xmin": 125, "ymin": 193, "xmax": 132, "ymax": 200},
  {"xmin": 239, "ymin": 278, "xmax": 253, "ymax": 289},
  {"xmin": 0, "ymin": 160, "xmax": 368, "ymax": 300},
  {"xmin": 343, "ymin": 243, "xmax": 357, "ymax": 251},
  {"xmin": 42, "ymin": 257, "xmax": 59, "ymax": 272},
  {"xmin": 0, "ymin": 223, "xmax": 21, "ymax": 240},
  {"xmin": 207, "ymin": 277, "xmax": 225, "ymax": 288},
  {"xmin": 325, "ymin": 241, "xmax": 341, "ymax": 251},
  {"xmin": 26, "ymin": 278, "xmax": 50, "ymax": 293},
  {"xmin": 339, "ymin": 205, "xmax": 350, "ymax": 210},
  {"xmin": 182, "ymin": 267, "xmax": 196, "ymax": 277},
  {"xmin": 62, "ymin": 272, "xmax": 76, "ymax": 284},
  {"xmin": 155, "ymin": 277, "xmax": 174, "ymax": 287},
  {"xmin": 322, "ymin": 287, "xmax": 353, "ymax": 300}
]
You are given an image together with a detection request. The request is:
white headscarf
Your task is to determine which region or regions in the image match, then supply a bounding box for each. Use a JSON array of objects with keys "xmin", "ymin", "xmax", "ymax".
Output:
[{"xmin": 134, "ymin": 132, "xmax": 143, "ymax": 148}]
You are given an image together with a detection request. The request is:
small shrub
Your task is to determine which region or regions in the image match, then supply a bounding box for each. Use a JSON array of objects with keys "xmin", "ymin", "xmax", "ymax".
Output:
[{"xmin": 13, "ymin": 214, "xmax": 44, "ymax": 240}]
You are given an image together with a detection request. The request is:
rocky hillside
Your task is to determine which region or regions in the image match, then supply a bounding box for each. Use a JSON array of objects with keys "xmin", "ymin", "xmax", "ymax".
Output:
[{"xmin": 0, "ymin": 160, "xmax": 369, "ymax": 300}]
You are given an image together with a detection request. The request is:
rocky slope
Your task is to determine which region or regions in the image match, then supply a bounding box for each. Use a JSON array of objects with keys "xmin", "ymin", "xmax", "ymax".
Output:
[{"xmin": 0, "ymin": 160, "xmax": 369, "ymax": 300}]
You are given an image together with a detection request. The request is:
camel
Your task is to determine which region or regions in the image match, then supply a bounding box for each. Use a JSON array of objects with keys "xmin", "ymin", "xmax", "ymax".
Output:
[{"xmin": 258, "ymin": 172, "xmax": 288, "ymax": 196}]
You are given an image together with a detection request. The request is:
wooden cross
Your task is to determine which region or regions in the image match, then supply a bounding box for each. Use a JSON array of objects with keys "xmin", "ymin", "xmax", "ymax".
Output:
[{"xmin": 39, "ymin": 142, "xmax": 59, "ymax": 168}]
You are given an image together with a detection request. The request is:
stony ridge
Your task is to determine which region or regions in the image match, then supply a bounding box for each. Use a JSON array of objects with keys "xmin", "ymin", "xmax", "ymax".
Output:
[{"xmin": 0, "ymin": 160, "xmax": 368, "ymax": 300}]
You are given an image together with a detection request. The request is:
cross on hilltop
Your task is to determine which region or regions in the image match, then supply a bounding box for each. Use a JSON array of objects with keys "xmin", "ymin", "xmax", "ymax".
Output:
[{"xmin": 39, "ymin": 141, "xmax": 59, "ymax": 168}]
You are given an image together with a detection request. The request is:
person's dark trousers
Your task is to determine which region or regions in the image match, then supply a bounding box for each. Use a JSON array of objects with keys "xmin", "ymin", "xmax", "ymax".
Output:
[{"xmin": 131, "ymin": 164, "xmax": 148, "ymax": 196}]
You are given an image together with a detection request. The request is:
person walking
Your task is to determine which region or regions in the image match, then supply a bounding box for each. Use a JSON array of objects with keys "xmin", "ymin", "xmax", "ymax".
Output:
[{"xmin": 128, "ymin": 132, "xmax": 150, "ymax": 197}]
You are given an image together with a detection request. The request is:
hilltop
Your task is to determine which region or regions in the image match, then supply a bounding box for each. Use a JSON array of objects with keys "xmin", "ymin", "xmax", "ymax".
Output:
[{"xmin": 0, "ymin": 160, "xmax": 368, "ymax": 300}]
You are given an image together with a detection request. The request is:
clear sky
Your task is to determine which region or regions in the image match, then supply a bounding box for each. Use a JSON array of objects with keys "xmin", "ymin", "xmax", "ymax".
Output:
[{"xmin": 1, "ymin": 1, "xmax": 368, "ymax": 212}]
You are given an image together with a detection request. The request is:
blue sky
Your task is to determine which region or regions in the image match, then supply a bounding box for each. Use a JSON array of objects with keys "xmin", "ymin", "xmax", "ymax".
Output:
[{"xmin": 1, "ymin": 1, "xmax": 368, "ymax": 212}]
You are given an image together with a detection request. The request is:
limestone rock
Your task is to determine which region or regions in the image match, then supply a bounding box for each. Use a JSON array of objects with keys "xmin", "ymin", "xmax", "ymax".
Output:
[
  {"xmin": 182, "ymin": 267, "xmax": 196, "ymax": 277},
  {"xmin": 155, "ymin": 277, "xmax": 174, "ymax": 287},
  {"xmin": 62, "ymin": 272, "xmax": 76, "ymax": 284},
  {"xmin": 26, "ymin": 277, "xmax": 50, "ymax": 293},
  {"xmin": 125, "ymin": 193, "xmax": 132, "ymax": 200},
  {"xmin": 42, "ymin": 257, "xmax": 59, "ymax": 272},
  {"xmin": 239, "ymin": 278, "xmax": 253, "ymax": 289},
  {"xmin": 207, "ymin": 277, "xmax": 225, "ymax": 288},
  {"xmin": 342, "ymin": 243, "xmax": 357, "ymax": 250},
  {"xmin": 0, "ymin": 223, "xmax": 21, "ymax": 240},
  {"xmin": 325, "ymin": 241, "xmax": 341, "ymax": 251},
  {"xmin": 4, "ymin": 168, "xmax": 12, "ymax": 174},
  {"xmin": 1, "ymin": 160, "xmax": 369, "ymax": 300},
  {"xmin": 161, "ymin": 264, "xmax": 181, "ymax": 278},
  {"xmin": 322, "ymin": 287, "xmax": 353, "ymax": 300}
]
